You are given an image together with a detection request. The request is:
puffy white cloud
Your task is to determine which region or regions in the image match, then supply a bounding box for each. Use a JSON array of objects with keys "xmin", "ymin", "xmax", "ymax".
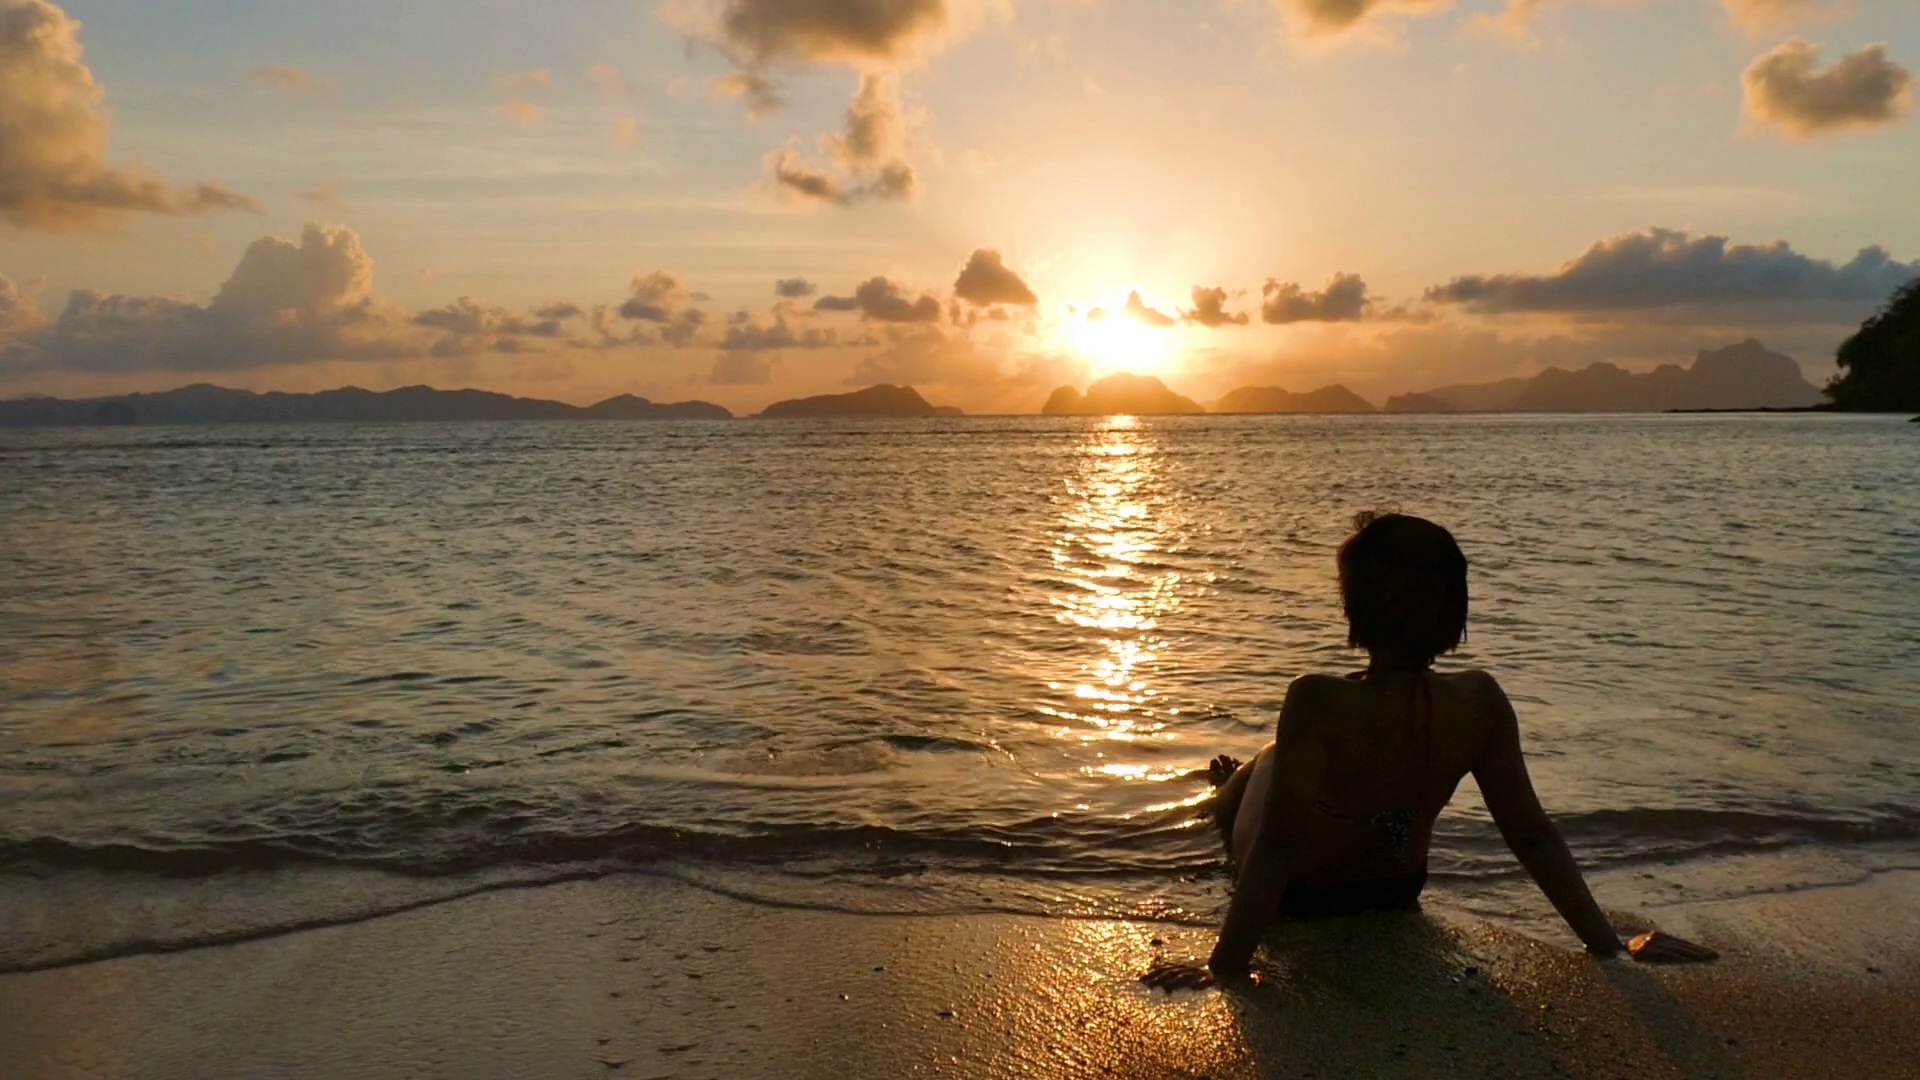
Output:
[
  {"xmin": 0, "ymin": 225, "xmax": 718, "ymax": 375},
  {"xmin": 0, "ymin": 0, "xmax": 259, "ymax": 229},
  {"xmin": 1261, "ymin": 273, "xmax": 1369, "ymax": 324},
  {"xmin": 953, "ymin": 249, "xmax": 1037, "ymax": 307},
  {"xmin": 9, "ymin": 224, "xmax": 407, "ymax": 373},
  {"xmin": 1183, "ymin": 286, "xmax": 1249, "ymax": 328},
  {"xmin": 1424, "ymin": 228, "xmax": 1920, "ymax": 312},
  {"xmin": 1742, "ymin": 39, "xmax": 1914, "ymax": 137}
]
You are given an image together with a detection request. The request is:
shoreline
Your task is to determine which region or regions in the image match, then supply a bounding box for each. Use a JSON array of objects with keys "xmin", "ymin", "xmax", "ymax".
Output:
[{"xmin": 4, "ymin": 867, "xmax": 1916, "ymax": 1079}]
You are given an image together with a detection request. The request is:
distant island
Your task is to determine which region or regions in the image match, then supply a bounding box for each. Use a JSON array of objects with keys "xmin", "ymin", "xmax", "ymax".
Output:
[
  {"xmin": 1211, "ymin": 385, "xmax": 1377, "ymax": 414},
  {"xmin": 757, "ymin": 384, "xmax": 961, "ymax": 419},
  {"xmin": 1042, "ymin": 374, "xmax": 1205, "ymax": 415},
  {"xmin": 1383, "ymin": 340, "xmax": 1823, "ymax": 413},
  {"xmin": 0, "ymin": 384, "xmax": 731, "ymax": 427}
]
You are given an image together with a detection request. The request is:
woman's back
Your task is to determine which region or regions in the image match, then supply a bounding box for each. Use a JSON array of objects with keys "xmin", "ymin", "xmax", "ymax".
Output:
[{"xmin": 1229, "ymin": 668, "xmax": 1505, "ymax": 881}]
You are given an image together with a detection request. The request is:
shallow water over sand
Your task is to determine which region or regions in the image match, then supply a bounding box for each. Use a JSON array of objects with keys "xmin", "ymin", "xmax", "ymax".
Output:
[{"xmin": 2, "ymin": 414, "xmax": 1916, "ymax": 969}]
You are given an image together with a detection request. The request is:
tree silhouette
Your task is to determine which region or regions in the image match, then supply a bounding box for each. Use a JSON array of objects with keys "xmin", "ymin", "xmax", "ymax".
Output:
[{"xmin": 1826, "ymin": 278, "xmax": 1920, "ymax": 411}]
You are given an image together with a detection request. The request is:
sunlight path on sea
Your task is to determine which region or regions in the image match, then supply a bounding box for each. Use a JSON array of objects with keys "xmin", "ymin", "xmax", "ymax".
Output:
[{"xmin": 1036, "ymin": 417, "xmax": 1207, "ymax": 820}]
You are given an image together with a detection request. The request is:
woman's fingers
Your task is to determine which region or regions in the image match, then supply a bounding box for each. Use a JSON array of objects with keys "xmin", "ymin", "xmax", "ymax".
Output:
[
  {"xmin": 1142, "ymin": 960, "xmax": 1215, "ymax": 991},
  {"xmin": 1628, "ymin": 931, "xmax": 1719, "ymax": 963}
]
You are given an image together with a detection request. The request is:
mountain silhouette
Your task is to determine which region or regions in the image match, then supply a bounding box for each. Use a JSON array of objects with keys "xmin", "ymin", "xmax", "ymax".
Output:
[
  {"xmin": 1211, "ymin": 384, "xmax": 1377, "ymax": 414},
  {"xmin": 757, "ymin": 384, "xmax": 958, "ymax": 418},
  {"xmin": 1385, "ymin": 340, "xmax": 1822, "ymax": 412},
  {"xmin": 1041, "ymin": 374, "xmax": 1205, "ymax": 415},
  {"xmin": 0, "ymin": 384, "xmax": 731, "ymax": 427}
]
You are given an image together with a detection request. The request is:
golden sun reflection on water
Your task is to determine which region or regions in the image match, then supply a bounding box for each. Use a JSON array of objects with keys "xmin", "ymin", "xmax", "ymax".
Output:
[{"xmin": 1043, "ymin": 417, "xmax": 1186, "ymax": 778}]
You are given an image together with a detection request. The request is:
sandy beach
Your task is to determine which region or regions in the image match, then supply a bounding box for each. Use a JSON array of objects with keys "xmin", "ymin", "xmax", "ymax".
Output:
[{"xmin": 4, "ymin": 866, "xmax": 1916, "ymax": 1080}]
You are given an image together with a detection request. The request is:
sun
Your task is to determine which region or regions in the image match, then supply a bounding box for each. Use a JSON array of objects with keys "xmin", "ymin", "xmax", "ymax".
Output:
[{"xmin": 1068, "ymin": 310, "xmax": 1177, "ymax": 381}]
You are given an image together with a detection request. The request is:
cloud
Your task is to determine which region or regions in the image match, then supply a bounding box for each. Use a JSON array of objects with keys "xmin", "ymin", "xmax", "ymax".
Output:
[
  {"xmin": 767, "ymin": 73, "xmax": 918, "ymax": 205},
  {"xmin": 953, "ymin": 249, "xmax": 1037, "ymax": 307},
  {"xmin": 615, "ymin": 271, "xmax": 709, "ymax": 345},
  {"xmin": 294, "ymin": 177, "xmax": 346, "ymax": 207},
  {"xmin": 693, "ymin": 0, "xmax": 956, "ymax": 69},
  {"xmin": 2, "ymin": 223, "xmax": 417, "ymax": 373},
  {"xmin": 505, "ymin": 100, "xmax": 548, "ymax": 127},
  {"xmin": 0, "ymin": 275, "xmax": 47, "ymax": 337},
  {"xmin": 815, "ymin": 276, "xmax": 941, "ymax": 322},
  {"xmin": 714, "ymin": 71, "xmax": 784, "ymax": 117},
  {"xmin": 249, "ymin": 66, "xmax": 334, "ymax": 97},
  {"xmin": 775, "ymin": 277, "xmax": 818, "ymax": 298},
  {"xmin": 1261, "ymin": 273, "xmax": 1369, "ymax": 323},
  {"xmin": 614, "ymin": 118, "xmax": 639, "ymax": 146},
  {"xmin": 1424, "ymin": 227, "xmax": 1920, "ymax": 312},
  {"xmin": 585, "ymin": 63, "xmax": 636, "ymax": 104},
  {"xmin": 1742, "ymin": 39, "xmax": 1915, "ymax": 137},
  {"xmin": 711, "ymin": 351, "xmax": 779, "ymax": 384},
  {"xmin": 848, "ymin": 325, "xmax": 1004, "ymax": 386},
  {"xmin": 412, "ymin": 297, "xmax": 570, "ymax": 343},
  {"xmin": 1722, "ymin": 0, "xmax": 1832, "ymax": 34},
  {"xmin": 491, "ymin": 70, "xmax": 553, "ymax": 92},
  {"xmin": 0, "ymin": 0, "xmax": 260, "ymax": 229},
  {"xmin": 673, "ymin": 3, "xmax": 990, "ymax": 205},
  {"xmin": 1121, "ymin": 290, "xmax": 1177, "ymax": 327},
  {"xmin": 1183, "ymin": 286, "xmax": 1249, "ymax": 328},
  {"xmin": 1272, "ymin": 0, "xmax": 1449, "ymax": 40},
  {"xmin": 720, "ymin": 314, "xmax": 843, "ymax": 350}
]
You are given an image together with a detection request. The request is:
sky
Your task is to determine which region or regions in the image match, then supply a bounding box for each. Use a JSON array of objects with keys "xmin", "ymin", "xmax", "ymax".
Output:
[{"xmin": 2, "ymin": 0, "xmax": 1917, "ymax": 413}]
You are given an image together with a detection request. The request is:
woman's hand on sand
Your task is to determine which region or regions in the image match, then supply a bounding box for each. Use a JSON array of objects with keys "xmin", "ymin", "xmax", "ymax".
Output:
[
  {"xmin": 1141, "ymin": 958, "xmax": 1216, "ymax": 993},
  {"xmin": 1625, "ymin": 931, "xmax": 1719, "ymax": 964}
]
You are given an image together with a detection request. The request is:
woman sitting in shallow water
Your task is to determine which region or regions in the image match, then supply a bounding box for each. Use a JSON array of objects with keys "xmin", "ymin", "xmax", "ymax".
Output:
[{"xmin": 1148, "ymin": 513, "xmax": 1714, "ymax": 990}]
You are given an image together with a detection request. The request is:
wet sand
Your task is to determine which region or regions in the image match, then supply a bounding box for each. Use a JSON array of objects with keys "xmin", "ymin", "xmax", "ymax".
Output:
[{"xmin": 3, "ymin": 870, "xmax": 1917, "ymax": 1079}]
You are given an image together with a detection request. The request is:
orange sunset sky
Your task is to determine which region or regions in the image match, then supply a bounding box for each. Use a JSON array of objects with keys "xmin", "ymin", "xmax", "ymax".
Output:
[{"xmin": 2, "ymin": 0, "xmax": 1918, "ymax": 411}]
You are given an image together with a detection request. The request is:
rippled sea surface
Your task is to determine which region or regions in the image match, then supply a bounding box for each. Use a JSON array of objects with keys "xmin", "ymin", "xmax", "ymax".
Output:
[{"xmin": 2, "ymin": 414, "xmax": 1916, "ymax": 970}]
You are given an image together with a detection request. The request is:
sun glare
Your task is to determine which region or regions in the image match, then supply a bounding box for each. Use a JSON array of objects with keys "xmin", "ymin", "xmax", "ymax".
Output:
[{"xmin": 1068, "ymin": 311, "xmax": 1177, "ymax": 381}]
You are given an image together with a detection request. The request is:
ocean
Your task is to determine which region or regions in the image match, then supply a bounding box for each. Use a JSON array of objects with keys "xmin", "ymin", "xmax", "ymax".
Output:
[{"xmin": 2, "ymin": 413, "xmax": 1916, "ymax": 973}]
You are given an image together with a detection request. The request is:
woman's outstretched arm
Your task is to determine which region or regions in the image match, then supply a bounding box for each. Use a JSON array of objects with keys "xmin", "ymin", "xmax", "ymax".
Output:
[
  {"xmin": 1207, "ymin": 677, "xmax": 1329, "ymax": 979},
  {"xmin": 1467, "ymin": 672, "xmax": 1624, "ymax": 954}
]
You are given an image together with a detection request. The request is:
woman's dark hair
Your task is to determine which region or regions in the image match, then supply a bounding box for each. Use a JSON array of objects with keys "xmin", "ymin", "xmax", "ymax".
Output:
[{"xmin": 1336, "ymin": 512, "xmax": 1468, "ymax": 667}]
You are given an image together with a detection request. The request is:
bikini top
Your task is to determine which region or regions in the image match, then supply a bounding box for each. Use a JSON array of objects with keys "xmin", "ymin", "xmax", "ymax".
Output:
[{"xmin": 1312, "ymin": 671, "xmax": 1434, "ymax": 867}]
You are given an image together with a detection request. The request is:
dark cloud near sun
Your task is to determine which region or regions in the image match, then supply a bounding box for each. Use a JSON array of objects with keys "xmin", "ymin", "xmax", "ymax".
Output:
[
  {"xmin": 1742, "ymin": 39, "xmax": 1915, "ymax": 137},
  {"xmin": 814, "ymin": 276, "xmax": 942, "ymax": 323},
  {"xmin": 1424, "ymin": 227, "xmax": 1920, "ymax": 313},
  {"xmin": 1121, "ymin": 291, "xmax": 1177, "ymax": 328},
  {"xmin": 775, "ymin": 277, "xmax": 818, "ymax": 299},
  {"xmin": 1261, "ymin": 273, "xmax": 1369, "ymax": 324},
  {"xmin": 1, "ymin": 0, "xmax": 260, "ymax": 229},
  {"xmin": 1183, "ymin": 286, "xmax": 1249, "ymax": 328},
  {"xmin": 953, "ymin": 250, "xmax": 1038, "ymax": 307}
]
